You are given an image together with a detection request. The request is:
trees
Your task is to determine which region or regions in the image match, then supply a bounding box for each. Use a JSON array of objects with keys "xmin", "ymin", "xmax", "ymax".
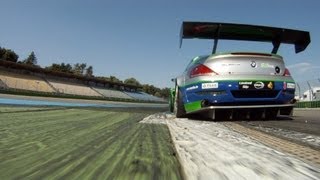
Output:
[
  {"xmin": 45, "ymin": 62, "xmax": 95, "ymax": 77},
  {"xmin": 72, "ymin": 63, "xmax": 87, "ymax": 75},
  {"xmin": 23, "ymin": 51, "xmax": 37, "ymax": 65},
  {"xmin": 0, "ymin": 47, "xmax": 5, "ymax": 58},
  {"xmin": 159, "ymin": 87, "xmax": 170, "ymax": 99},
  {"xmin": 124, "ymin": 77, "xmax": 141, "ymax": 86},
  {"xmin": 0, "ymin": 47, "xmax": 19, "ymax": 62},
  {"xmin": 85, "ymin": 66, "xmax": 93, "ymax": 77},
  {"xmin": 0, "ymin": 46, "xmax": 170, "ymax": 100},
  {"xmin": 109, "ymin": 76, "xmax": 122, "ymax": 83},
  {"xmin": 45, "ymin": 63, "xmax": 73, "ymax": 73}
]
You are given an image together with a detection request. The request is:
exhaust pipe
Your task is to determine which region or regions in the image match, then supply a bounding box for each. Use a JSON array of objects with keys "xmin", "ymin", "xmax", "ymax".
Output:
[
  {"xmin": 201, "ymin": 99, "xmax": 210, "ymax": 107},
  {"xmin": 290, "ymin": 99, "xmax": 297, "ymax": 104}
]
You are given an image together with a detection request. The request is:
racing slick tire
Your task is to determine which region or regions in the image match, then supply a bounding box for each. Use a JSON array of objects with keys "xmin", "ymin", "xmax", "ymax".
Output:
[{"xmin": 174, "ymin": 87, "xmax": 186, "ymax": 118}]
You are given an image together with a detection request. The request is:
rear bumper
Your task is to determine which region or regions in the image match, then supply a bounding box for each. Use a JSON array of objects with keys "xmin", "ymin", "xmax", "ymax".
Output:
[
  {"xmin": 182, "ymin": 80, "xmax": 295, "ymax": 113},
  {"xmin": 188, "ymin": 103, "xmax": 294, "ymax": 114}
]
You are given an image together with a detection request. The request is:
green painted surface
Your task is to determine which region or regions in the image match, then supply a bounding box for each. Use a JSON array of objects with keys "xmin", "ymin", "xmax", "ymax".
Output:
[
  {"xmin": 0, "ymin": 106, "xmax": 182, "ymax": 180},
  {"xmin": 296, "ymin": 101, "xmax": 320, "ymax": 108},
  {"xmin": 184, "ymin": 101, "xmax": 202, "ymax": 113}
]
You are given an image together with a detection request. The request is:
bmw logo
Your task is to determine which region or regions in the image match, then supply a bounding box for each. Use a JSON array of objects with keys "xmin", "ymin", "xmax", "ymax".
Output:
[{"xmin": 251, "ymin": 61, "xmax": 257, "ymax": 68}]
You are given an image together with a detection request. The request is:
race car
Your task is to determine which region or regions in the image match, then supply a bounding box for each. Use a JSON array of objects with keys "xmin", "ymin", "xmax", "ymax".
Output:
[{"xmin": 169, "ymin": 22, "xmax": 310, "ymax": 119}]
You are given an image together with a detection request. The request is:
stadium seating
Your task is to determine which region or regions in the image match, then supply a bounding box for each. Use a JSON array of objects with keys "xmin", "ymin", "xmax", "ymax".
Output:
[
  {"xmin": 46, "ymin": 78, "xmax": 102, "ymax": 97},
  {"xmin": 124, "ymin": 91, "xmax": 164, "ymax": 102},
  {"xmin": 0, "ymin": 71, "xmax": 55, "ymax": 92},
  {"xmin": 92, "ymin": 87, "xmax": 133, "ymax": 99},
  {"xmin": 0, "ymin": 79, "xmax": 7, "ymax": 89},
  {"xmin": 0, "ymin": 69, "xmax": 164, "ymax": 102}
]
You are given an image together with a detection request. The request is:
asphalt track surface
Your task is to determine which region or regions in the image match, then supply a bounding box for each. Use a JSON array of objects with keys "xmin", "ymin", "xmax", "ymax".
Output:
[
  {"xmin": 235, "ymin": 109, "xmax": 320, "ymax": 150},
  {"xmin": 239, "ymin": 109, "xmax": 320, "ymax": 135}
]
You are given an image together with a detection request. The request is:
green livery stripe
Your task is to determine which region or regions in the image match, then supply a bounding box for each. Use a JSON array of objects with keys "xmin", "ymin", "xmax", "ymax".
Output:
[{"xmin": 184, "ymin": 101, "xmax": 202, "ymax": 112}]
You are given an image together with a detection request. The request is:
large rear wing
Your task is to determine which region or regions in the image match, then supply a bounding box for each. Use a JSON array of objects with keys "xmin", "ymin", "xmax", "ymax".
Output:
[{"xmin": 180, "ymin": 21, "xmax": 311, "ymax": 54}]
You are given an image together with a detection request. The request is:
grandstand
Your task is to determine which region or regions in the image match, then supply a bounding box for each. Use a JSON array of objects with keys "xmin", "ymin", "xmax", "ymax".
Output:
[
  {"xmin": 93, "ymin": 87, "xmax": 133, "ymax": 99},
  {"xmin": 0, "ymin": 71, "xmax": 55, "ymax": 93},
  {"xmin": 125, "ymin": 91, "xmax": 165, "ymax": 102},
  {"xmin": 46, "ymin": 78, "xmax": 102, "ymax": 97},
  {"xmin": 0, "ymin": 66, "xmax": 165, "ymax": 103},
  {"xmin": 0, "ymin": 79, "xmax": 8, "ymax": 89}
]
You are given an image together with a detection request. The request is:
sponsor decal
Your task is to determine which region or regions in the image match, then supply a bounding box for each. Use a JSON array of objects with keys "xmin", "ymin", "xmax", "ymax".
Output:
[
  {"xmin": 222, "ymin": 63, "xmax": 240, "ymax": 66},
  {"xmin": 254, "ymin": 81, "xmax": 264, "ymax": 89},
  {"xmin": 242, "ymin": 85, "xmax": 249, "ymax": 89},
  {"xmin": 202, "ymin": 82, "xmax": 218, "ymax": 89},
  {"xmin": 239, "ymin": 81, "xmax": 252, "ymax": 85},
  {"xmin": 186, "ymin": 85, "xmax": 199, "ymax": 91},
  {"xmin": 287, "ymin": 82, "xmax": 295, "ymax": 89},
  {"xmin": 251, "ymin": 61, "xmax": 257, "ymax": 68},
  {"xmin": 283, "ymin": 82, "xmax": 287, "ymax": 90},
  {"xmin": 261, "ymin": 63, "xmax": 275, "ymax": 68},
  {"xmin": 239, "ymin": 81, "xmax": 273, "ymax": 90}
]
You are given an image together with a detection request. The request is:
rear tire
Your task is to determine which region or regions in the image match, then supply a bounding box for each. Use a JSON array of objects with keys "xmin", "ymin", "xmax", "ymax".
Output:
[
  {"xmin": 174, "ymin": 87, "xmax": 186, "ymax": 118},
  {"xmin": 169, "ymin": 98, "xmax": 174, "ymax": 112},
  {"xmin": 169, "ymin": 103, "xmax": 174, "ymax": 112}
]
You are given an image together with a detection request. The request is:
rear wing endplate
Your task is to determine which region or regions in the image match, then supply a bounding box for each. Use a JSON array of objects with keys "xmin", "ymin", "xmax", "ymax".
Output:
[{"xmin": 180, "ymin": 22, "xmax": 311, "ymax": 54}]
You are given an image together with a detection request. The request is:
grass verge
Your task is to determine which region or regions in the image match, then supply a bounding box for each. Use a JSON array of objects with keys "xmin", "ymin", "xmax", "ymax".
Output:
[{"xmin": 0, "ymin": 106, "xmax": 182, "ymax": 179}]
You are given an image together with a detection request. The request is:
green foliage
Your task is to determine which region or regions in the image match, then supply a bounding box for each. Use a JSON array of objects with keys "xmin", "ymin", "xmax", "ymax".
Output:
[
  {"xmin": 0, "ymin": 47, "xmax": 5, "ymax": 58},
  {"xmin": 140, "ymin": 85, "xmax": 170, "ymax": 99},
  {"xmin": 72, "ymin": 63, "xmax": 87, "ymax": 75},
  {"xmin": 0, "ymin": 45, "xmax": 170, "ymax": 99},
  {"xmin": 296, "ymin": 101, "xmax": 320, "ymax": 108},
  {"xmin": 142, "ymin": 84, "xmax": 158, "ymax": 95},
  {"xmin": 0, "ymin": 47, "xmax": 19, "ymax": 62},
  {"xmin": 159, "ymin": 87, "xmax": 170, "ymax": 99},
  {"xmin": 110, "ymin": 76, "xmax": 123, "ymax": 83},
  {"xmin": 45, "ymin": 63, "xmax": 73, "ymax": 73},
  {"xmin": 124, "ymin": 77, "xmax": 141, "ymax": 86},
  {"xmin": 85, "ymin": 65, "xmax": 93, "ymax": 77},
  {"xmin": 22, "ymin": 51, "xmax": 37, "ymax": 65}
]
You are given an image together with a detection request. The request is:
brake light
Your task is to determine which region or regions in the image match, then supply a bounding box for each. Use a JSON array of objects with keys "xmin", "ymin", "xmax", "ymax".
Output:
[
  {"xmin": 283, "ymin": 68, "xmax": 291, "ymax": 76},
  {"xmin": 190, "ymin": 64, "xmax": 217, "ymax": 78}
]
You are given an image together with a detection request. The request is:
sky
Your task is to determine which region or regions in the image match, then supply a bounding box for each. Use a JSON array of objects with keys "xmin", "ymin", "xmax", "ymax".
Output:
[{"xmin": 0, "ymin": 0, "xmax": 319, "ymax": 88}]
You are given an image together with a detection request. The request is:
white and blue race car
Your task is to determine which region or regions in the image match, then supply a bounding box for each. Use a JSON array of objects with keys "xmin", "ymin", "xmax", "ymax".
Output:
[{"xmin": 170, "ymin": 22, "xmax": 310, "ymax": 119}]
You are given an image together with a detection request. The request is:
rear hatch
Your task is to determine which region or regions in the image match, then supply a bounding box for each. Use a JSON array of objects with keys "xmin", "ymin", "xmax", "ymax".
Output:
[{"xmin": 204, "ymin": 52, "xmax": 285, "ymax": 76}]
